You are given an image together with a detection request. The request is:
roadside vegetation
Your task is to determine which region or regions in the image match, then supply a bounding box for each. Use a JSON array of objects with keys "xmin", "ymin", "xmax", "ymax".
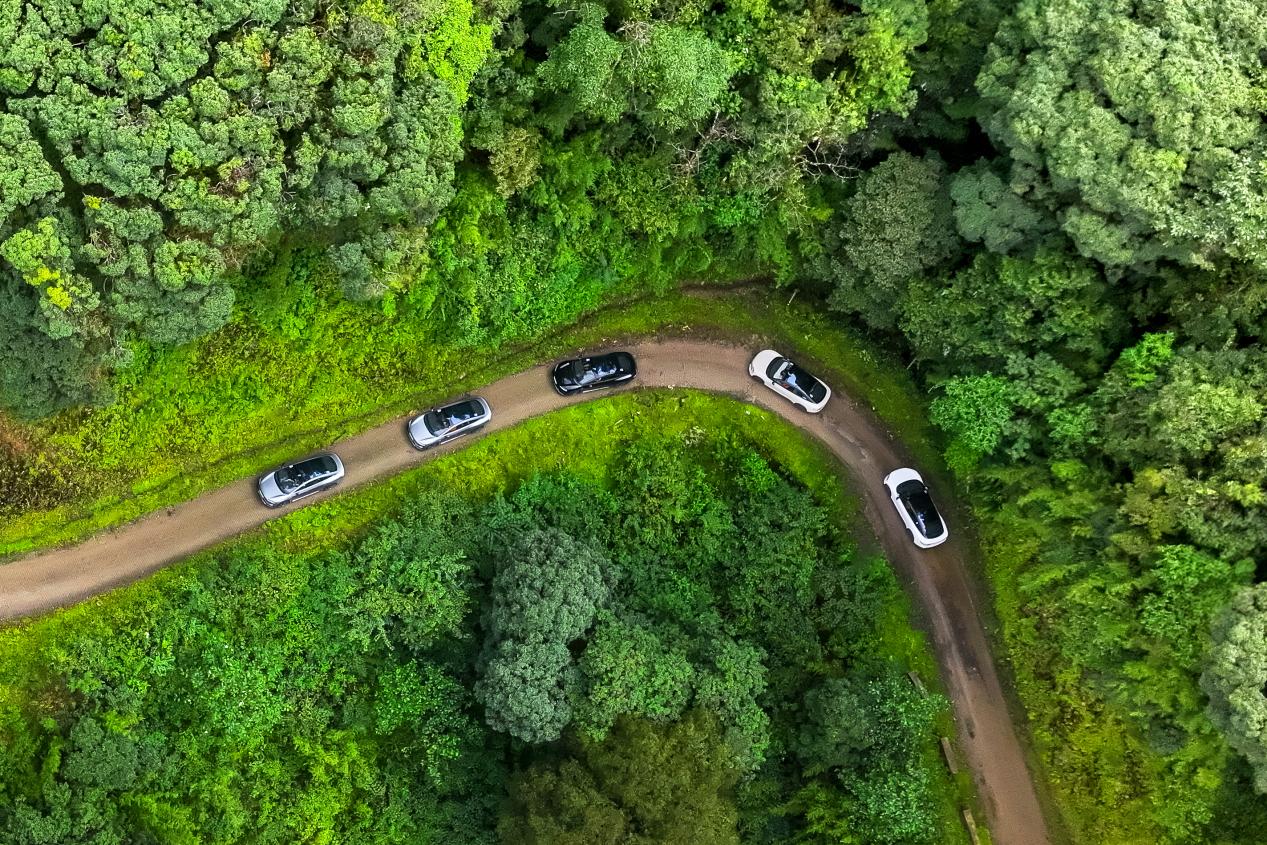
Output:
[
  {"xmin": 0, "ymin": 287, "xmax": 932, "ymax": 556},
  {"xmin": 0, "ymin": 395, "xmax": 979, "ymax": 845},
  {"xmin": 2, "ymin": 0, "xmax": 1267, "ymax": 841}
]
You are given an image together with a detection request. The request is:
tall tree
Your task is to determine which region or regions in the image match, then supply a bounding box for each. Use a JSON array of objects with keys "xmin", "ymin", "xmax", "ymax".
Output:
[{"xmin": 977, "ymin": 0, "xmax": 1267, "ymax": 271}]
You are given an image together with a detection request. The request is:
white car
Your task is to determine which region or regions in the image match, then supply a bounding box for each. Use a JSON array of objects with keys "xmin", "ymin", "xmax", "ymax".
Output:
[
  {"xmin": 748, "ymin": 349, "xmax": 831, "ymax": 413},
  {"xmin": 258, "ymin": 452, "xmax": 345, "ymax": 508},
  {"xmin": 408, "ymin": 397, "xmax": 492, "ymax": 449},
  {"xmin": 883, "ymin": 468, "xmax": 949, "ymax": 548}
]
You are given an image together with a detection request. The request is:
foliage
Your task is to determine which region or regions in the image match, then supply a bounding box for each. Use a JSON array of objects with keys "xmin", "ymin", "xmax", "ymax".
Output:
[
  {"xmin": 794, "ymin": 670, "xmax": 945, "ymax": 844},
  {"xmin": 821, "ymin": 151, "xmax": 961, "ymax": 328},
  {"xmin": 498, "ymin": 711, "xmax": 740, "ymax": 845},
  {"xmin": 929, "ymin": 374, "xmax": 1014, "ymax": 467},
  {"xmin": 0, "ymin": 0, "xmax": 492, "ymax": 413},
  {"xmin": 1202, "ymin": 585, "xmax": 1267, "ymax": 794},
  {"xmin": 13, "ymin": 0, "xmax": 1267, "ymax": 837},
  {"xmin": 975, "ymin": 0, "xmax": 1267, "ymax": 272},
  {"xmin": 0, "ymin": 421, "xmax": 966, "ymax": 845}
]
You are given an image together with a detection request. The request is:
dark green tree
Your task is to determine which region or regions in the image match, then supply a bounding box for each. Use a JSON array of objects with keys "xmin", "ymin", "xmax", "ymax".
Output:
[
  {"xmin": 499, "ymin": 712, "xmax": 740, "ymax": 845},
  {"xmin": 822, "ymin": 152, "xmax": 961, "ymax": 329}
]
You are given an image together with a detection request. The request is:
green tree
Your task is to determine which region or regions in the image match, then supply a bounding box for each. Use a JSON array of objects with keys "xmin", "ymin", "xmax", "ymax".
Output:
[
  {"xmin": 499, "ymin": 712, "xmax": 740, "ymax": 845},
  {"xmin": 901, "ymin": 250, "xmax": 1120, "ymax": 376},
  {"xmin": 948, "ymin": 159, "xmax": 1048, "ymax": 253},
  {"xmin": 575, "ymin": 612, "xmax": 694, "ymax": 740},
  {"xmin": 483, "ymin": 527, "xmax": 612, "ymax": 645},
  {"xmin": 538, "ymin": 6, "xmax": 735, "ymax": 134},
  {"xmin": 476, "ymin": 527, "xmax": 612, "ymax": 742},
  {"xmin": 340, "ymin": 496, "xmax": 474, "ymax": 652},
  {"xmin": 0, "ymin": 0, "xmax": 491, "ymax": 414},
  {"xmin": 977, "ymin": 0, "xmax": 1267, "ymax": 271},
  {"xmin": 1202, "ymin": 584, "xmax": 1267, "ymax": 793},
  {"xmin": 1136, "ymin": 545, "xmax": 1250, "ymax": 669},
  {"xmin": 929, "ymin": 373, "xmax": 1016, "ymax": 469},
  {"xmin": 823, "ymin": 152, "xmax": 961, "ymax": 329},
  {"xmin": 477, "ymin": 639, "xmax": 579, "ymax": 744},
  {"xmin": 833, "ymin": 670, "xmax": 943, "ymax": 844}
]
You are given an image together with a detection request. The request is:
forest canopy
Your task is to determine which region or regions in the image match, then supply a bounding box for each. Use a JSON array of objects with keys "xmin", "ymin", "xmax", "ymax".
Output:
[
  {"xmin": 0, "ymin": 433, "xmax": 958, "ymax": 845},
  {"xmin": 2, "ymin": 0, "xmax": 1267, "ymax": 843}
]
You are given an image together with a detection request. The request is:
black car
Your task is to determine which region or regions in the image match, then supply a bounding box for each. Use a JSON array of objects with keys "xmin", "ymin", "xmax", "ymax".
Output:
[{"xmin": 551, "ymin": 352, "xmax": 637, "ymax": 396}]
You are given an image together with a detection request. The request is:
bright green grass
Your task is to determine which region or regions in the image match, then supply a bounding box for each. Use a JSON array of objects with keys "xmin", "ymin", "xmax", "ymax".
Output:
[
  {"xmin": 1, "ymin": 285, "xmax": 941, "ymax": 557},
  {"xmin": 0, "ymin": 389, "xmax": 982, "ymax": 844}
]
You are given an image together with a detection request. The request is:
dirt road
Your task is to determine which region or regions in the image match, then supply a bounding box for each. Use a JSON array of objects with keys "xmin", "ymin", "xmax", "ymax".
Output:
[{"xmin": 0, "ymin": 338, "xmax": 1052, "ymax": 845}]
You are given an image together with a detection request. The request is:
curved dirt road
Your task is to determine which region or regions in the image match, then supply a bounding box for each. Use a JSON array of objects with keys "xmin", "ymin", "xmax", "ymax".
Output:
[{"xmin": 0, "ymin": 338, "xmax": 1051, "ymax": 845}]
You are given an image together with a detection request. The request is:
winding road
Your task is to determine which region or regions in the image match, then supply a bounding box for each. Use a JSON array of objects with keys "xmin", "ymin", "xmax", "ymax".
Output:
[{"xmin": 0, "ymin": 338, "xmax": 1052, "ymax": 845}]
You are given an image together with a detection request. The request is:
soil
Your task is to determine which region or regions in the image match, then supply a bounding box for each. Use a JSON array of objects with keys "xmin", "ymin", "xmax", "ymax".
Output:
[{"xmin": 0, "ymin": 338, "xmax": 1053, "ymax": 845}]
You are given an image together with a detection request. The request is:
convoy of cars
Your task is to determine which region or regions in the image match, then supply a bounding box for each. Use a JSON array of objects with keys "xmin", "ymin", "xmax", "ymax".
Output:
[{"xmin": 255, "ymin": 345, "xmax": 947, "ymax": 551}]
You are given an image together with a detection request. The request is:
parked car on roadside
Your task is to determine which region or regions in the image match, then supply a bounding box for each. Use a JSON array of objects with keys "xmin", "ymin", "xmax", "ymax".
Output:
[
  {"xmin": 258, "ymin": 452, "xmax": 345, "ymax": 508},
  {"xmin": 551, "ymin": 351, "xmax": 637, "ymax": 395},
  {"xmin": 407, "ymin": 397, "xmax": 492, "ymax": 449},
  {"xmin": 748, "ymin": 349, "xmax": 831, "ymax": 413},
  {"xmin": 883, "ymin": 468, "xmax": 949, "ymax": 548}
]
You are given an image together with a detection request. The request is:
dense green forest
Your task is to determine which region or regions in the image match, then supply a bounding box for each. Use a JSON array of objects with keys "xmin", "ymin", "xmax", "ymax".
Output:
[
  {"xmin": 0, "ymin": 422, "xmax": 969, "ymax": 844},
  {"xmin": 3, "ymin": 0, "xmax": 1267, "ymax": 842}
]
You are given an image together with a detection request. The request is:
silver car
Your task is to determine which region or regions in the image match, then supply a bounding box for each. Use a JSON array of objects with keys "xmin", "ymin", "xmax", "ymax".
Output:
[
  {"xmin": 258, "ymin": 452, "xmax": 345, "ymax": 507},
  {"xmin": 407, "ymin": 397, "xmax": 492, "ymax": 449}
]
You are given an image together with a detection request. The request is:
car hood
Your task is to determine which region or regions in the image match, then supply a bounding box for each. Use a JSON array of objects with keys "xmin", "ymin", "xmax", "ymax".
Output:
[
  {"xmin": 553, "ymin": 361, "xmax": 580, "ymax": 387},
  {"xmin": 258, "ymin": 473, "xmax": 286, "ymax": 504},
  {"xmin": 750, "ymin": 349, "xmax": 782, "ymax": 375},
  {"xmin": 408, "ymin": 415, "xmax": 440, "ymax": 446}
]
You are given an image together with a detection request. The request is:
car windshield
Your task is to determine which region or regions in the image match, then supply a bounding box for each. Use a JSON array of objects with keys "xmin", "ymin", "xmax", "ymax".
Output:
[
  {"xmin": 780, "ymin": 362, "xmax": 827, "ymax": 404},
  {"xmin": 276, "ymin": 456, "xmax": 335, "ymax": 493},
  {"xmin": 899, "ymin": 484, "xmax": 944, "ymax": 538},
  {"xmin": 577, "ymin": 357, "xmax": 617, "ymax": 384}
]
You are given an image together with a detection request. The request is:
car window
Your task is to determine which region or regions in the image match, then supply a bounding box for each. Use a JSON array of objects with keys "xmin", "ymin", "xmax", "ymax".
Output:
[
  {"xmin": 275, "ymin": 467, "xmax": 300, "ymax": 493},
  {"xmin": 578, "ymin": 356, "xmax": 619, "ymax": 384},
  {"xmin": 901, "ymin": 488, "xmax": 944, "ymax": 538},
  {"xmin": 576, "ymin": 360, "xmax": 597, "ymax": 384},
  {"xmin": 430, "ymin": 401, "xmax": 481, "ymax": 433},
  {"xmin": 452, "ymin": 400, "xmax": 482, "ymax": 420},
  {"xmin": 784, "ymin": 363, "xmax": 826, "ymax": 403},
  {"xmin": 277, "ymin": 457, "xmax": 333, "ymax": 493}
]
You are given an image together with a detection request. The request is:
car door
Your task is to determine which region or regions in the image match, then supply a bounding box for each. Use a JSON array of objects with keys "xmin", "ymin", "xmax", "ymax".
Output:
[
  {"xmin": 297, "ymin": 466, "xmax": 334, "ymax": 499},
  {"xmin": 442, "ymin": 415, "xmax": 473, "ymax": 442},
  {"xmin": 581, "ymin": 359, "xmax": 612, "ymax": 391},
  {"xmin": 772, "ymin": 368, "xmax": 807, "ymax": 408},
  {"xmin": 293, "ymin": 472, "xmax": 322, "ymax": 500}
]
